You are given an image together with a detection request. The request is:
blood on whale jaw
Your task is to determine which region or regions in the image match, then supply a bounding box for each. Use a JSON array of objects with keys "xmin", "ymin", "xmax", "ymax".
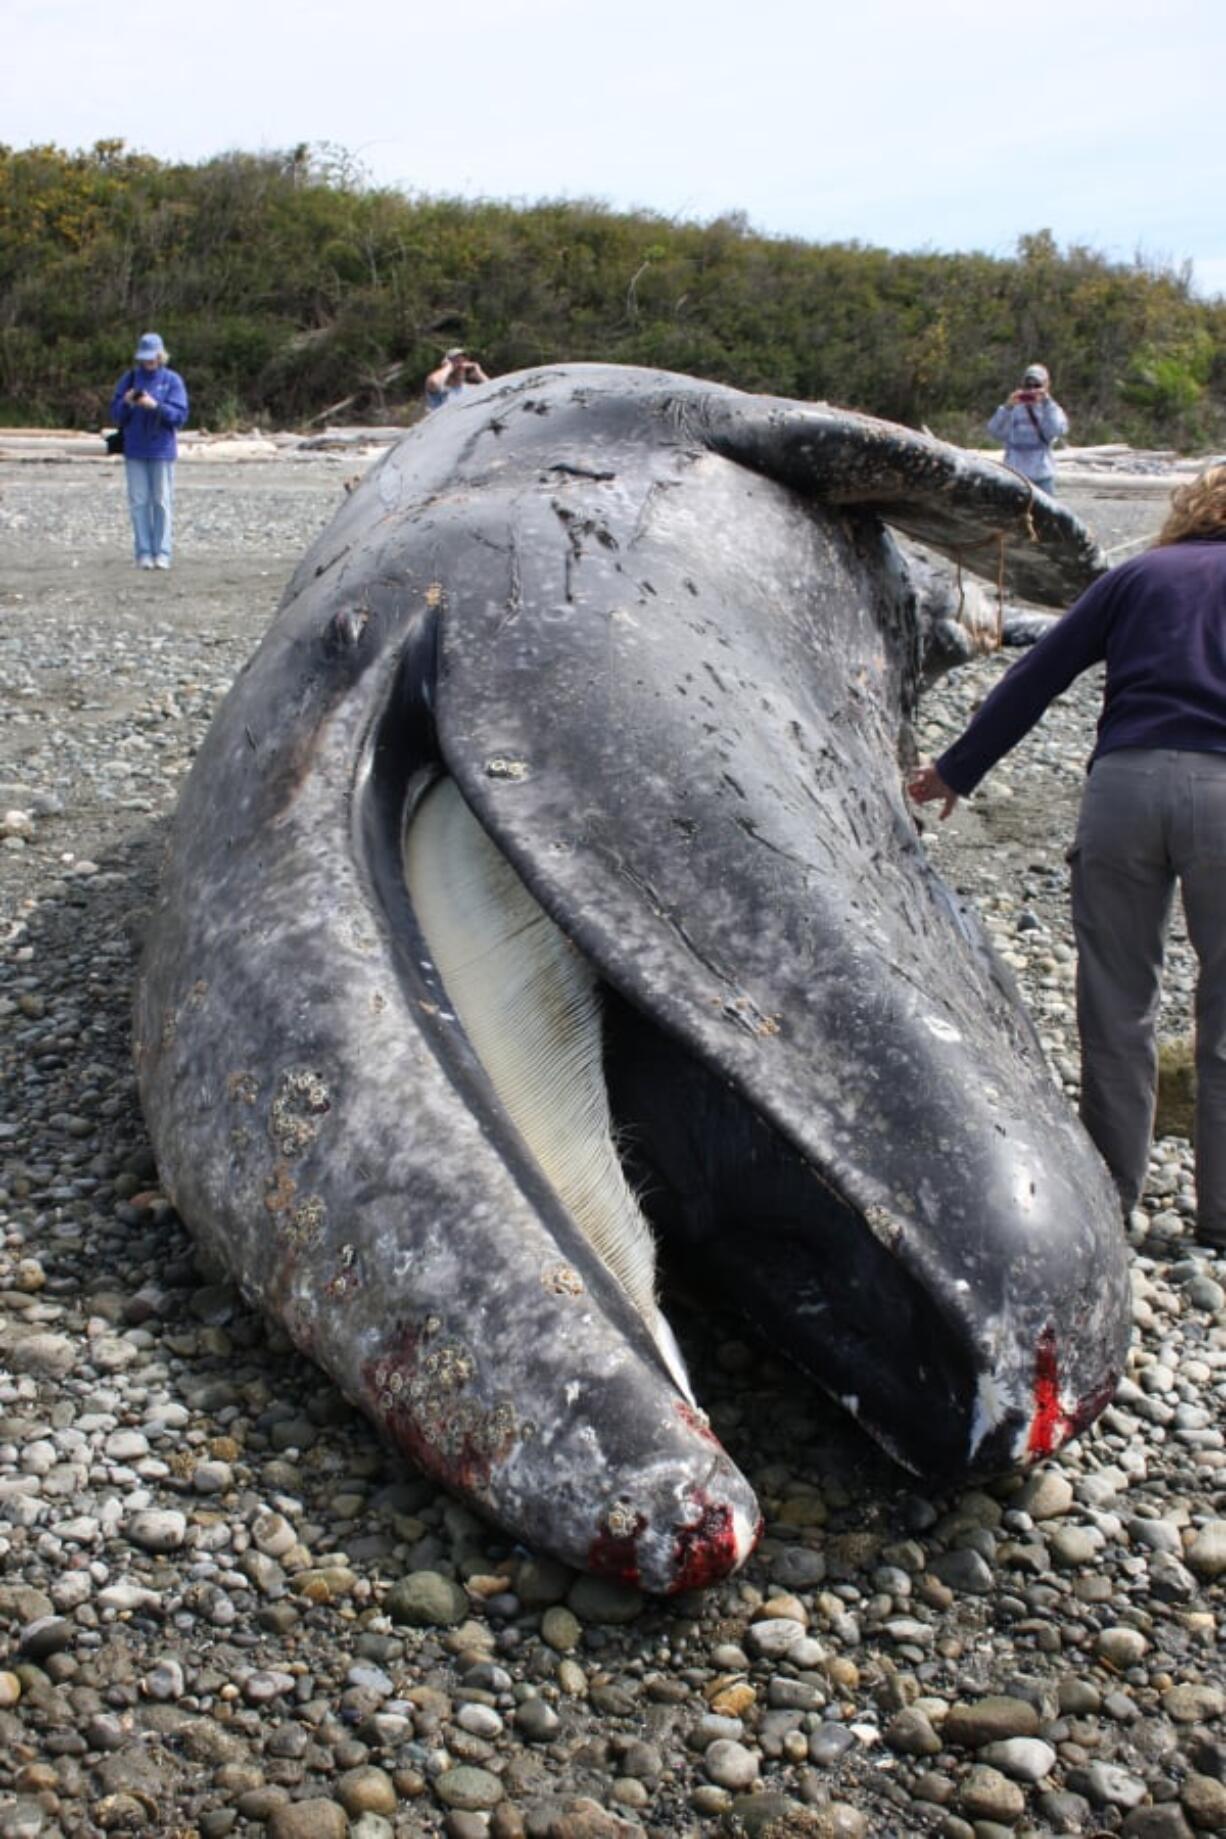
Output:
[{"xmin": 403, "ymin": 773, "xmax": 694, "ymax": 1403}]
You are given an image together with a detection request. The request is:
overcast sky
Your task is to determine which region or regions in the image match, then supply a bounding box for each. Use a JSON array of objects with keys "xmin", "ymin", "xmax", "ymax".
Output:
[{"xmin": 7, "ymin": 0, "xmax": 1224, "ymax": 298}]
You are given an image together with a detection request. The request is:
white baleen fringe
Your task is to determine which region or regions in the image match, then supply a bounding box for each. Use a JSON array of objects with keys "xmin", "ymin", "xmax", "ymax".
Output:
[{"xmin": 404, "ymin": 776, "xmax": 692, "ymax": 1399}]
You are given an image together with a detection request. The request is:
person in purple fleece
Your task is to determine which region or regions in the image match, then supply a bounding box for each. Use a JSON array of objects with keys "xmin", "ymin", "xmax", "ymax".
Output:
[
  {"xmin": 109, "ymin": 332, "xmax": 189, "ymax": 570},
  {"xmin": 909, "ymin": 467, "xmax": 1226, "ymax": 1252}
]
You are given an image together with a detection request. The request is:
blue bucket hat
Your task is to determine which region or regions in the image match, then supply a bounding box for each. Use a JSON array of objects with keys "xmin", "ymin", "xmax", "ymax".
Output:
[{"xmin": 134, "ymin": 332, "xmax": 167, "ymax": 362}]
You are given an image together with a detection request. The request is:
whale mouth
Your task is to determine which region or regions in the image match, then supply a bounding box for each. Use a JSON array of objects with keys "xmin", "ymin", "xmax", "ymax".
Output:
[{"xmin": 401, "ymin": 770, "xmax": 982, "ymax": 1477}]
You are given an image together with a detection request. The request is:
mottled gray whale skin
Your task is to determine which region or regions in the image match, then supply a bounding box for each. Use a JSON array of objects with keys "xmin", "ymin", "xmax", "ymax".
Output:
[{"xmin": 135, "ymin": 364, "xmax": 1130, "ymax": 1591}]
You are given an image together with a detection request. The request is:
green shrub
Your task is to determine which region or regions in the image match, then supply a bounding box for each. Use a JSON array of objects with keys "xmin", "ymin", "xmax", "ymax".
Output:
[{"xmin": 2, "ymin": 140, "xmax": 1224, "ymax": 448}]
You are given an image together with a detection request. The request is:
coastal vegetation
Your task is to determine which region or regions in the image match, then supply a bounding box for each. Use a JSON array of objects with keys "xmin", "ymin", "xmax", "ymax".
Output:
[{"xmin": 2, "ymin": 140, "xmax": 1222, "ymax": 447}]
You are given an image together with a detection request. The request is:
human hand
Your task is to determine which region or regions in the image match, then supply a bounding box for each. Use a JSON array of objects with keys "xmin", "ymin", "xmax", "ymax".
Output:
[
  {"xmin": 137, "ymin": 392, "xmax": 156, "ymax": 408},
  {"xmin": 907, "ymin": 762, "xmax": 959, "ymax": 820}
]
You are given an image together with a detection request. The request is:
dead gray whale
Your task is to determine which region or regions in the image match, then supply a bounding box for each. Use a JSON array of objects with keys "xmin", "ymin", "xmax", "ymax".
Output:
[{"xmin": 135, "ymin": 364, "xmax": 1130, "ymax": 1591}]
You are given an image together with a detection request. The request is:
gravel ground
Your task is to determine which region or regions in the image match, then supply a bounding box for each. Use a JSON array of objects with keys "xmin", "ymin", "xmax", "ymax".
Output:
[{"xmin": 0, "ymin": 455, "xmax": 1223, "ymax": 1839}]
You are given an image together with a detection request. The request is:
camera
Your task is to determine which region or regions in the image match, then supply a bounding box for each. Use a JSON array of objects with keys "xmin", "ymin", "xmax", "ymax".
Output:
[{"xmin": 1017, "ymin": 388, "xmax": 1041, "ymax": 402}]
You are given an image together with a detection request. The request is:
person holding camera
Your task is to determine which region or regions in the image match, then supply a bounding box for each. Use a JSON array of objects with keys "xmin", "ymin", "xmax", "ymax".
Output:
[
  {"xmin": 109, "ymin": 332, "xmax": 190, "ymax": 569},
  {"xmin": 424, "ymin": 347, "xmax": 491, "ymax": 412},
  {"xmin": 987, "ymin": 362, "xmax": 1068, "ymax": 496}
]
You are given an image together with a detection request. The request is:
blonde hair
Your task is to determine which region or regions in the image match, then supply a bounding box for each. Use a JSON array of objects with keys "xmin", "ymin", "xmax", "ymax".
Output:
[{"xmin": 1155, "ymin": 464, "xmax": 1226, "ymax": 547}]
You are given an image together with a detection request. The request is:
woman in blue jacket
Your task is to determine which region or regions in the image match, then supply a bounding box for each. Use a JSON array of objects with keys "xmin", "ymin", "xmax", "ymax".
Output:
[{"xmin": 109, "ymin": 333, "xmax": 190, "ymax": 569}]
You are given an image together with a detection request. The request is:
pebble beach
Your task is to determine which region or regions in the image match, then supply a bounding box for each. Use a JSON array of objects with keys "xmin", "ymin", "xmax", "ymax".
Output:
[{"xmin": 0, "ymin": 441, "xmax": 1223, "ymax": 1839}]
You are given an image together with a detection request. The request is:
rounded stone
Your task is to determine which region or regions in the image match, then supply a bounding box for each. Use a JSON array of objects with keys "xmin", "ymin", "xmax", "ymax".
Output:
[
  {"xmin": 253, "ymin": 1511, "xmax": 298, "ymax": 1557},
  {"xmin": 1129, "ymin": 1515, "xmax": 1184, "ymax": 1555},
  {"xmin": 95, "ymin": 1793, "xmax": 152, "ymax": 1831},
  {"xmin": 710, "ymin": 1681, "xmax": 756, "ymax": 1718},
  {"xmin": 19, "ymin": 1616, "xmax": 72, "ymax": 1660},
  {"xmin": 566, "ymin": 1575, "xmax": 644, "ymax": 1624},
  {"xmin": 125, "ymin": 1509, "xmax": 187, "ymax": 1552},
  {"xmin": 1049, "ymin": 1524, "xmax": 1105, "ymax": 1567},
  {"xmin": 704, "ymin": 1739, "xmax": 760, "ymax": 1791},
  {"xmin": 1164, "ymin": 1684, "xmax": 1226, "ymax": 1723},
  {"xmin": 809, "ymin": 1723, "xmax": 857, "ymax": 1767},
  {"xmin": 1186, "ymin": 1274, "xmax": 1226, "ymax": 1311},
  {"xmin": 745, "ymin": 1615, "xmax": 807, "ymax": 1659},
  {"xmin": 1072, "ymin": 1762, "xmax": 1147, "ymax": 1810},
  {"xmin": 1121, "ymin": 1808, "xmax": 1195, "ymax": 1839},
  {"xmin": 243, "ymin": 1669, "xmax": 295, "ymax": 1704},
  {"xmin": 727, "ymin": 1794, "xmax": 811, "ymax": 1836},
  {"xmin": 772, "ymin": 1545, "xmax": 826, "ymax": 1589},
  {"xmin": 445, "ymin": 1816, "xmax": 492, "ymax": 1839},
  {"xmin": 885, "ymin": 1708, "xmax": 941, "ymax": 1756},
  {"xmin": 266, "ymin": 1801, "xmax": 349, "ymax": 1839},
  {"xmin": 192, "ymin": 1459, "xmax": 233, "ymax": 1493},
  {"xmin": 457, "ymin": 1702, "xmax": 503, "ymax": 1738},
  {"xmin": 943, "ymin": 1696, "xmax": 1040, "ymax": 1748},
  {"xmin": 434, "ymin": 1767, "xmax": 504, "ymax": 1812},
  {"xmin": 930, "ymin": 1549, "xmax": 994, "ymax": 1594},
  {"xmin": 514, "ymin": 1698, "xmax": 560, "ymax": 1743},
  {"xmin": 238, "ymin": 1789, "xmax": 292, "ymax": 1821},
  {"xmin": 1186, "ymin": 1523, "xmax": 1226, "ymax": 1580},
  {"xmin": 386, "ymin": 1570, "xmax": 469, "ymax": 1627},
  {"xmin": 9, "ymin": 1333, "xmax": 76, "ymax": 1378},
  {"xmin": 1017, "ymin": 1468, "xmax": 1074, "ymax": 1520},
  {"xmin": 336, "ymin": 1766, "xmax": 397, "ymax": 1817},
  {"xmin": 541, "ymin": 1605, "xmax": 581, "ymax": 1652},
  {"xmin": 513, "ymin": 1555, "xmax": 573, "ymax": 1608},
  {"xmin": 810, "ymin": 1809, "xmax": 870, "ymax": 1839},
  {"xmin": 959, "ymin": 1766, "xmax": 1026, "ymax": 1823},
  {"xmin": 1096, "ymin": 1625, "xmax": 1150, "ymax": 1667},
  {"xmin": 978, "ymin": 1737, "xmax": 1057, "ymax": 1783},
  {"xmin": 0, "ymin": 1672, "xmax": 21, "ymax": 1709},
  {"xmin": 104, "ymin": 1429, "xmax": 150, "ymax": 1462},
  {"xmin": 1182, "ymin": 1774, "xmax": 1226, "ymax": 1832},
  {"xmin": 144, "ymin": 1658, "xmax": 186, "ymax": 1701}
]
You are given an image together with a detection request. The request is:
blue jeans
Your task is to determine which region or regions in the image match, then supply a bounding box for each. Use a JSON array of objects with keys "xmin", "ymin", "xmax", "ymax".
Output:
[{"xmin": 124, "ymin": 458, "xmax": 175, "ymax": 561}]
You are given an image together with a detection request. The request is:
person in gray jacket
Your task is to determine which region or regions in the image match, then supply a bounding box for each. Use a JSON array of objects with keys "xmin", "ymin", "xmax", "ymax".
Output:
[{"xmin": 988, "ymin": 362, "xmax": 1068, "ymax": 494}]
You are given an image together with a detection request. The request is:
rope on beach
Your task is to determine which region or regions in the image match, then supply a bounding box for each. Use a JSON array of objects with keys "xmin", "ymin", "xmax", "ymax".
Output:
[{"xmin": 1102, "ymin": 532, "xmax": 1152, "ymax": 561}]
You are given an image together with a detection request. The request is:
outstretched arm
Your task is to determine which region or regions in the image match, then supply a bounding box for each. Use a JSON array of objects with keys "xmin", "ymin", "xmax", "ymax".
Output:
[{"xmin": 908, "ymin": 762, "xmax": 959, "ymax": 820}]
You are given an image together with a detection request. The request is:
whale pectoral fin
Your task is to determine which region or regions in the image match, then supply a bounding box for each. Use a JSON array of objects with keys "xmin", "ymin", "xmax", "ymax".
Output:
[{"xmin": 702, "ymin": 396, "xmax": 1105, "ymax": 607}]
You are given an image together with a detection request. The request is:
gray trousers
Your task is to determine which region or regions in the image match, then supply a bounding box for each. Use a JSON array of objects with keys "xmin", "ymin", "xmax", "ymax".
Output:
[{"xmin": 1069, "ymin": 748, "xmax": 1226, "ymax": 1238}]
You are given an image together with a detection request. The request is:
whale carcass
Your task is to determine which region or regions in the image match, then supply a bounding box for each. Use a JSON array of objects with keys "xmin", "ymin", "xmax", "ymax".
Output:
[{"xmin": 135, "ymin": 365, "xmax": 1131, "ymax": 1592}]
